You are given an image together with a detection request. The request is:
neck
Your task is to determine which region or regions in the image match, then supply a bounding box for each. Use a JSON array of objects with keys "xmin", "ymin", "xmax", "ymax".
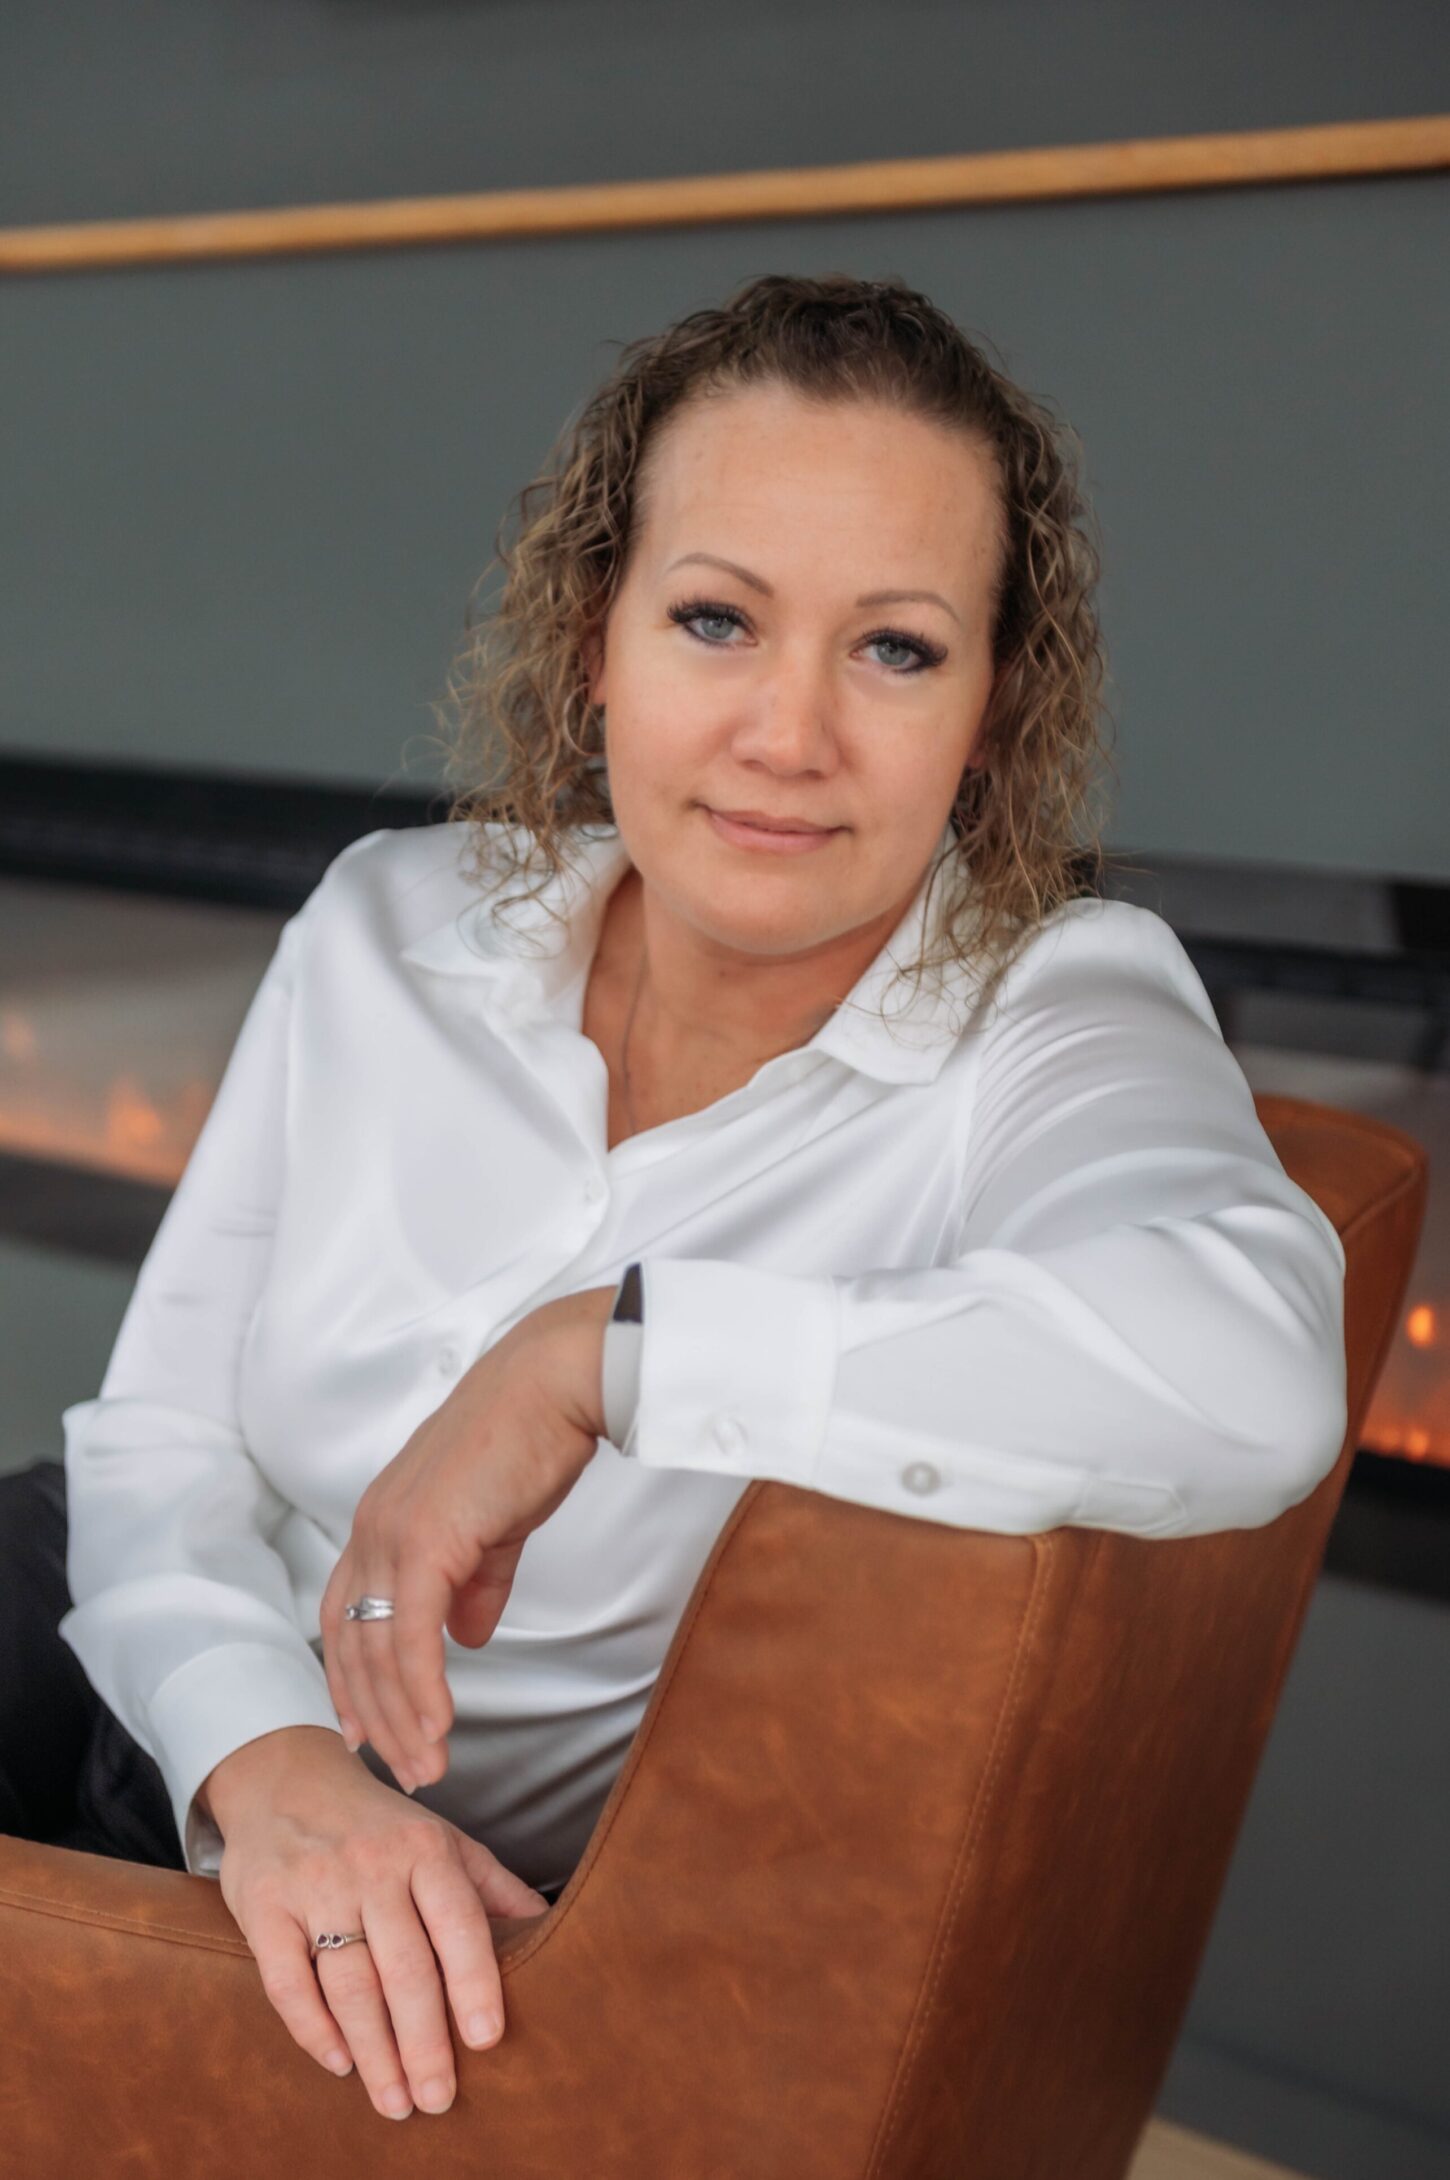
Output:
[{"xmin": 607, "ymin": 862, "xmax": 907, "ymax": 1082}]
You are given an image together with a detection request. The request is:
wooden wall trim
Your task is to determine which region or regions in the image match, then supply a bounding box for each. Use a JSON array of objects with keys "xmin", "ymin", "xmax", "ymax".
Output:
[{"xmin": 2, "ymin": 113, "xmax": 1447, "ymax": 275}]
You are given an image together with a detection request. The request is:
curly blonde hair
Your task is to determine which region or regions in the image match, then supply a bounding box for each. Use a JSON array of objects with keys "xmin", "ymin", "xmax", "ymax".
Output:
[{"xmin": 430, "ymin": 271, "xmax": 1135, "ymax": 1030}]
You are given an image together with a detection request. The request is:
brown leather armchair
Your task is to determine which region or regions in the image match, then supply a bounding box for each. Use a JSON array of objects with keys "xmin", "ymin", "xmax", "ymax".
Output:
[{"xmin": 0, "ymin": 1094, "xmax": 1427, "ymax": 2180}]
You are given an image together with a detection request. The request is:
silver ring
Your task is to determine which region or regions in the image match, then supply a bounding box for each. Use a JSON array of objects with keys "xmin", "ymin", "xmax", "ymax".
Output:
[
  {"xmin": 344, "ymin": 1595, "xmax": 396, "ymax": 1621},
  {"xmin": 312, "ymin": 1931, "xmax": 368, "ymax": 1956}
]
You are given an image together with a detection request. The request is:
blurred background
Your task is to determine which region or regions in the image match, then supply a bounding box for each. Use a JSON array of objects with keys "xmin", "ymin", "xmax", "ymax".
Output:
[{"xmin": 2, "ymin": 6, "xmax": 1448, "ymax": 2175}]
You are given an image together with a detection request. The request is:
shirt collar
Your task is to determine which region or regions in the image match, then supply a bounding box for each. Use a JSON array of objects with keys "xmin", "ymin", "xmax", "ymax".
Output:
[{"xmin": 398, "ymin": 820, "xmax": 978, "ymax": 1085}]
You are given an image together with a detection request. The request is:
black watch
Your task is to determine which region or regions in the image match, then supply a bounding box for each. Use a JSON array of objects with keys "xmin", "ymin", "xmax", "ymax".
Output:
[{"xmin": 611, "ymin": 1261, "xmax": 644, "ymax": 1324}]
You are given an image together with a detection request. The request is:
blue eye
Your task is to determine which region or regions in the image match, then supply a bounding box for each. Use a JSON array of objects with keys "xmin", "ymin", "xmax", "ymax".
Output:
[
  {"xmin": 868, "ymin": 633, "xmax": 925, "ymax": 672},
  {"xmin": 673, "ymin": 603, "xmax": 742, "ymax": 646},
  {"xmin": 666, "ymin": 596, "xmax": 945, "ymax": 676}
]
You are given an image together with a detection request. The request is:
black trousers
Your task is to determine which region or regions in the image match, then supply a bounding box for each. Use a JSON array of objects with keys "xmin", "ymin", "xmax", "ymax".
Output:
[
  {"xmin": 0, "ymin": 1458, "xmax": 186, "ymax": 1867},
  {"xmin": 0, "ymin": 1459, "xmax": 568, "ymax": 1904}
]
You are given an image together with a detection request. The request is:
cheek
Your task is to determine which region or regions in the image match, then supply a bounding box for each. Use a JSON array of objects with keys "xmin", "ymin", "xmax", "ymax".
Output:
[
  {"xmin": 609, "ymin": 688, "xmax": 719, "ymax": 788},
  {"xmin": 859, "ymin": 736, "xmax": 962, "ymax": 813}
]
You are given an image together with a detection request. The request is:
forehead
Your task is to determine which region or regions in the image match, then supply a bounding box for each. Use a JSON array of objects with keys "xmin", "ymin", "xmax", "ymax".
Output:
[{"xmin": 634, "ymin": 382, "xmax": 1000, "ymax": 572}]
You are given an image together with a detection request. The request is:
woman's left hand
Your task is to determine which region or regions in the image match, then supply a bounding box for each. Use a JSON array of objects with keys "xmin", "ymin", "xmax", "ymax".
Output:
[{"xmin": 319, "ymin": 1285, "xmax": 617, "ymax": 1794}]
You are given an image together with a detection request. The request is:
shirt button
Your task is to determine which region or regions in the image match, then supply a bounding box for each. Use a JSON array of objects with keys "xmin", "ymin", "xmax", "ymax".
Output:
[
  {"xmin": 710, "ymin": 1414, "xmax": 749, "ymax": 1456},
  {"xmin": 436, "ymin": 1344, "xmax": 461, "ymax": 1376},
  {"xmin": 584, "ymin": 1175, "xmax": 607, "ymax": 1204},
  {"xmin": 901, "ymin": 1461, "xmax": 941, "ymax": 1495}
]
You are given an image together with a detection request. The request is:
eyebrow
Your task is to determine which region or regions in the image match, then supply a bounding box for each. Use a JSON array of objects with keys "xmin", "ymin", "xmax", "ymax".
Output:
[{"xmin": 663, "ymin": 552, "xmax": 962, "ymax": 628}]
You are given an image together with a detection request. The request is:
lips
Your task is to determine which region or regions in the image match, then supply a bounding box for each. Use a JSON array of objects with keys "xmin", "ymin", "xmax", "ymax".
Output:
[
  {"xmin": 703, "ymin": 807, "xmax": 843, "ymax": 855},
  {"xmin": 708, "ymin": 809, "xmax": 837, "ymax": 834}
]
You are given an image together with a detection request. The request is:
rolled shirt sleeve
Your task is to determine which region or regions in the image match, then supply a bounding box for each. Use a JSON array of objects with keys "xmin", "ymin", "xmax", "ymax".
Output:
[
  {"xmin": 58, "ymin": 884, "xmax": 346, "ymax": 1878},
  {"xmin": 625, "ymin": 907, "xmax": 1349, "ymax": 1537}
]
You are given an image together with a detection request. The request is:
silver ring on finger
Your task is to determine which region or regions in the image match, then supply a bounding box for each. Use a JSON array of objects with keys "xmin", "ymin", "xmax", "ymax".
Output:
[
  {"xmin": 311, "ymin": 1929, "xmax": 370, "ymax": 1960},
  {"xmin": 345, "ymin": 1596, "xmax": 396, "ymax": 1621}
]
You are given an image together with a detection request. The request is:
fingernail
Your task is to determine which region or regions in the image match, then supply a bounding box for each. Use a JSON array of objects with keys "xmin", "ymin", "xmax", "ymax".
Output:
[
  {"xmin": 466, "ymin": 2011, "xmax": 501, "ymax": 2047},
  {"xmin": 325, "ymin": 2050, "xmax": 352, "ymax": 2077},
  {"xmin": 384, "ymin": 2084, "xmax": 412, "ymax": 2119},
  {"xmin": 421, "ymin": 1715, "xmax": 442, "ymax": 1742},
  {"xmin": 419, "ymin": 2075, "xmax": 454, "ymax": 2113}
]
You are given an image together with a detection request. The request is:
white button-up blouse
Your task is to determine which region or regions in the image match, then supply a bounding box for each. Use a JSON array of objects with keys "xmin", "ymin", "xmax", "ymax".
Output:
[{"xmin": 57, "ymin": 820, "xmax": 1349, "ymax": 1893}]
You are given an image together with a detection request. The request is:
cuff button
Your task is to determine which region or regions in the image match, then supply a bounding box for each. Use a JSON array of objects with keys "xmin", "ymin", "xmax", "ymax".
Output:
[
  {"xmin": 901, "ymin": 1461, "xmax": 942, "ymax": 1495},
  {"xmin": 710, "ymin": 1414, "xmax": 749, "ymax": 1455}
]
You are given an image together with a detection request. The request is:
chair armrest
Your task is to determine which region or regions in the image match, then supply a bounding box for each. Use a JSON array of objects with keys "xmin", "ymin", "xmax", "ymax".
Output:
[{"xmin": 0, "ymin": 1493, "xmax": 1053, "ymax": 2176}]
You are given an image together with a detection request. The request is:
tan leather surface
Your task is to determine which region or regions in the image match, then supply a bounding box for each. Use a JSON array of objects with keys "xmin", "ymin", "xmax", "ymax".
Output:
[{"xmin": 0, "ymin": 1092, "xmax": 1427, "ymax": 2178}]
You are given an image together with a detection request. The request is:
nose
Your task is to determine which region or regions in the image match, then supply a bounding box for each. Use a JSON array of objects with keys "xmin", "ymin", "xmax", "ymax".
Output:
[{"xmin": 732, "ymin": 647, "xmax": 839, "ymax": 771}]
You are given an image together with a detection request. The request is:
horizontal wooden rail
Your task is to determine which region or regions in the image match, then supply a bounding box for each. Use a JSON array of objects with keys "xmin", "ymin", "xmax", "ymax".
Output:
[{"xmin": 1, "ymin": 113, "xmax": 1446, "ymax": 275}]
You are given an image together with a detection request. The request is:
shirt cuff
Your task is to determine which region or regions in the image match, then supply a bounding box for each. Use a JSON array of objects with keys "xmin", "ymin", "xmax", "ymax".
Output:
[
  {"xmin": 628, "ymin": 1259, "xmax": 840, "ymax": 1484},
  {"xmin": 601, "ymin": 1317, "xmax": 644, "ymax": 1455},
  {"xmin": 146, "ymin": 1639, "xmax": 347, "ymax": 1878}
]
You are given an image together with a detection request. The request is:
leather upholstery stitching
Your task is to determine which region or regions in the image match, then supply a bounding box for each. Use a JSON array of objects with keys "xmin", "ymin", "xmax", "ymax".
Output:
[{"xmin": 0, "ymin": 1890, "xmax": 252, "ymax": 1958}]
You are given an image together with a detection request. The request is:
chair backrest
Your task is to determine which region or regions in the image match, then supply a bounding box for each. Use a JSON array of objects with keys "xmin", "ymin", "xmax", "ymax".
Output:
[
  {"xmin": 505, "ymin": 1093, "xmax": 1427, "ymax": 2179},
  {"xmin": 0, "ymin": 1096, "xmax": 1427, "ymax": 2179}
]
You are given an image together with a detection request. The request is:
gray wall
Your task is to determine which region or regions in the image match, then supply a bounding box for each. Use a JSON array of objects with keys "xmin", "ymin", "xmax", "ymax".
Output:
[{"xmin": 3, "ymin": 0, "xmax": 1448, "ymax": 880}]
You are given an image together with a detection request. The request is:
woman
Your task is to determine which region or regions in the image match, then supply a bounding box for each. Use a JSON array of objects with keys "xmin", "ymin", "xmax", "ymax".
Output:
[{"xmin": 4, "ymin": 273, "xmax": 1347, "ymax": 2127}]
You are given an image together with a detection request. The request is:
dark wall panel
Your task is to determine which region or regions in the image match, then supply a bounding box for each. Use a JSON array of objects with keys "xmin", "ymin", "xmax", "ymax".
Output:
[{"xmin": 3, "ymin": 1, "xmax": 1448, "ymax": 876}]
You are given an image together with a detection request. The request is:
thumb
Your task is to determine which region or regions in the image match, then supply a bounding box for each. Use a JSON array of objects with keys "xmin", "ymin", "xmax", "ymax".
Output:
[
  {"xmin": 445, "ymin": 1543, "xmax": 527, "ymax": 1650},
  {"xmin": 454, "ymin": 1827, "xmax": 552, "ymax": 1918}
]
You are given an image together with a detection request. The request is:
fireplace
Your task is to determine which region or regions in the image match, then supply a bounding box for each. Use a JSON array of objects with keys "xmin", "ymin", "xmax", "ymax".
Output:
[{"xmin": 3, "ymin": 758, "xmax": 1447, "ymax": 1597}]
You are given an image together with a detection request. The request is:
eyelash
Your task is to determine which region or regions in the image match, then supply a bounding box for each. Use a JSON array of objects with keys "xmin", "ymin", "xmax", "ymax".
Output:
[{"xmin": 666, "ymin": 595, "xmax": 947, "ymax": 676}]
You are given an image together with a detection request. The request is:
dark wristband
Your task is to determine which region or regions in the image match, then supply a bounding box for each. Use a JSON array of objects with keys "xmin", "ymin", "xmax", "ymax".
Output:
[{"xmin": 612, "ymin": 1260, "xmax": 644, "ymax": 1324}]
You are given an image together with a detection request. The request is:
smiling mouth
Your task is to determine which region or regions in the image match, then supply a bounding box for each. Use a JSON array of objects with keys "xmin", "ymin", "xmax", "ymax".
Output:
[{"xmin": 704, "ymin": 808, "xmax": 840, "ymax": 835}]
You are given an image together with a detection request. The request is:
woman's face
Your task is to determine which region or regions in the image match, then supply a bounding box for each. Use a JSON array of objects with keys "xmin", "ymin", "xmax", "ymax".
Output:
[{"xmin": 585, "ymin": 379, "xmax": 1003, "ymax": 970}]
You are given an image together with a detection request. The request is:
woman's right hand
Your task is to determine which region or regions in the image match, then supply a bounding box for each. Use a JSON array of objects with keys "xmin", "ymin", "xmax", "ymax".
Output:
[{"xmin": 199, "ymin": 1724, "xmax": 552, "ymax": 2122}]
